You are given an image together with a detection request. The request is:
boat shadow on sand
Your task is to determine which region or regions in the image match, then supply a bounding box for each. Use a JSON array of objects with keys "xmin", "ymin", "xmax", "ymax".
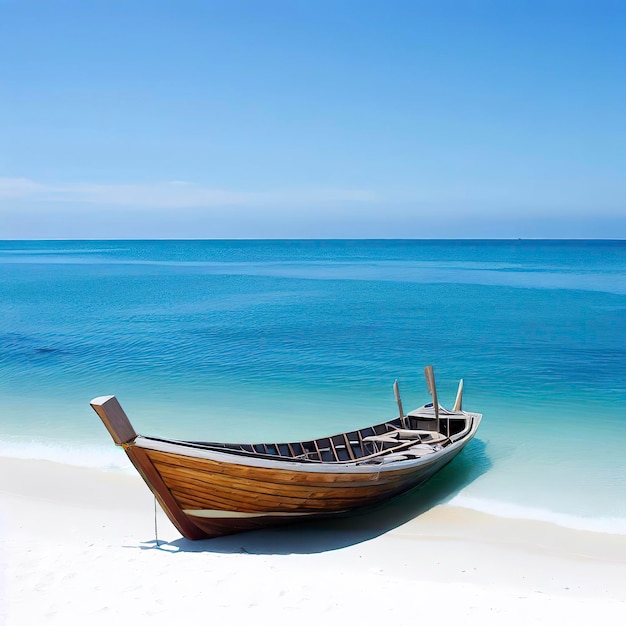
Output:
[{"xmin": 134, "ymin": 438, "xmax": 491, "ymax": 555}]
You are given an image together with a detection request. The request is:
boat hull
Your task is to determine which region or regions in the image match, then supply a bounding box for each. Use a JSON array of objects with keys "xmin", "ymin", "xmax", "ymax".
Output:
[
  {"xmin": 90, "ymin": 388, "xmax": 481, "ymax": 540},
  {"xmin": 126, "ymin": 434, "xmax": 474, "ymax": 539}
]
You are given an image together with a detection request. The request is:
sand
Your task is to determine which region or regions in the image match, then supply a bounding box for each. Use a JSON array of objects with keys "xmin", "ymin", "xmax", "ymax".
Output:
[{"xmin": 1, "ymin": 456, "xmax": 625, "ymax": 625}]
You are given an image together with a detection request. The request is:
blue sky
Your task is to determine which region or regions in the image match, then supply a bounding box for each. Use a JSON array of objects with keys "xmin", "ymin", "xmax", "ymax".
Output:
[{"xmin": 1, "ymin": 0, "xmax": 624, "ymax": 238}]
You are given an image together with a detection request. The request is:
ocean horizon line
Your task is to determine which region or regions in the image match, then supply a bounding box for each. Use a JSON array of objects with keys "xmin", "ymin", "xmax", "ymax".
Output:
[{"xmin": 2, "ymin": 237, "xmax": 626, "ymax": 243}]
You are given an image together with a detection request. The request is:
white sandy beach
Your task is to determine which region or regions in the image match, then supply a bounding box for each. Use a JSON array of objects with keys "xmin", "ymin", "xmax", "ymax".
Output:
[{"xmin": 1, "ymin": 457, "xmax": 624, "ymax": 626}]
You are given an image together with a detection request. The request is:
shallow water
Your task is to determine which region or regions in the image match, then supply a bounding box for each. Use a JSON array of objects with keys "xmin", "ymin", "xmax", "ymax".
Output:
[{"xmin": 1, "ymin": 239, "xmax": 625, "ymax": 531}]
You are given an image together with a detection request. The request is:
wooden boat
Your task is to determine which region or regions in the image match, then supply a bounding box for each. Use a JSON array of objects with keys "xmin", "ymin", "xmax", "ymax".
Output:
[{"xmin": 90, "ymin": 366, "xmax": 481, "ymax": 540}]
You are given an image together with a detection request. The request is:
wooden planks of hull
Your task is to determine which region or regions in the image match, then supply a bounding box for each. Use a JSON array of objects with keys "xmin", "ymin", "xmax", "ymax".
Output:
[
  {"xmin": 145, "ymin": 448, "xmax": 386, "ymax": 484},
  {"xmin": 125, "ymin": 447, "xmax": 210, "ymax": 540},
  {"xmin": 187, "ymin": 512, "xmax": 320, "ymax": 538},
  {"xmin": 143, "ymin": 447, "xmax": 442, "ymax": 518}
]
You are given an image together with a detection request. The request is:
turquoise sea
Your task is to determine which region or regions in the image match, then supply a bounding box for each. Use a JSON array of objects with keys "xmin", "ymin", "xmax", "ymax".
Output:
[{"xmin": 1, "ymin": 240, "xmax": 625, "ymax": 533}]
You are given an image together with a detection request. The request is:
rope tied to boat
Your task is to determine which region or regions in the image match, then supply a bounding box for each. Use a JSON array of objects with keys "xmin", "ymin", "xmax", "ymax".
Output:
[{"xmin": 154, "ymin": 496, "xmax": 160, "ymax": 547}]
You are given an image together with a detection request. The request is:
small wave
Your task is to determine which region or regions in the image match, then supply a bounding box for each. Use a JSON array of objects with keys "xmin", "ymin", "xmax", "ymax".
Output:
[
  {"xmin": 0, "ymin": 438, "xmax": 134, "ymax": 473},
  {"xmin": 449, "ymin": 494, "xmax": 626, "ymax": 535},
  {"xmin": 0, "ymin": 248, "xmax": 129, "ymax": 255}
]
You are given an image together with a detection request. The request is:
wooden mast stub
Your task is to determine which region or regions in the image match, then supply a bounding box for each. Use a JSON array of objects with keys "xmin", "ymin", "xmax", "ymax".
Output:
[
  {"xmin": 90, "ymin": 395, "xmax": 137, "ymax": 445},
  {"xmin": 423, "ymin": 366, "xmax": 440, "ymax": 432},
  {"xmin": 393, "ymin": 380, "xmax": 406, "ymax": 428}
]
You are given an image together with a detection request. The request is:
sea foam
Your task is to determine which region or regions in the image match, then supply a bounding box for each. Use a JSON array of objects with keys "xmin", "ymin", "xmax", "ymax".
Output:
[
  {"xmin": 0, "ymin": 438, "xmax": 133, "ymax": 473},
  {"xmin": 449, "ymin": 494, "xmax": 626, "ymax": 536}
]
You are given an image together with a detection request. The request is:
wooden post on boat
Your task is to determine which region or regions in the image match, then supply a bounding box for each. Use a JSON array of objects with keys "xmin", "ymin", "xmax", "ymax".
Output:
[
  {"xmin": 90, "ymin": 395, "xmax": 208, "ymax": 541},
  {"xmin": 90, "ymin": 395, "xmax": 137, "ymax": 445},
  {"xmin": 453, "ymin": 379, "xmax": 464, "ymax": 411},
  {"xmin": 393, "ymin": 380, "xmax": 406, "ymax": 427},
  {"xmin": 424, "ymin": 366, "xmax": 440, "ymax": 433}
]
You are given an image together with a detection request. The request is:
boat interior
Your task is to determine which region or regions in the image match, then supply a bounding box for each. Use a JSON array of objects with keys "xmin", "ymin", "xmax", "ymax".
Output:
[{"xmin": 163, "ymin": 407, "xmax": 473, "ymax": 465}]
